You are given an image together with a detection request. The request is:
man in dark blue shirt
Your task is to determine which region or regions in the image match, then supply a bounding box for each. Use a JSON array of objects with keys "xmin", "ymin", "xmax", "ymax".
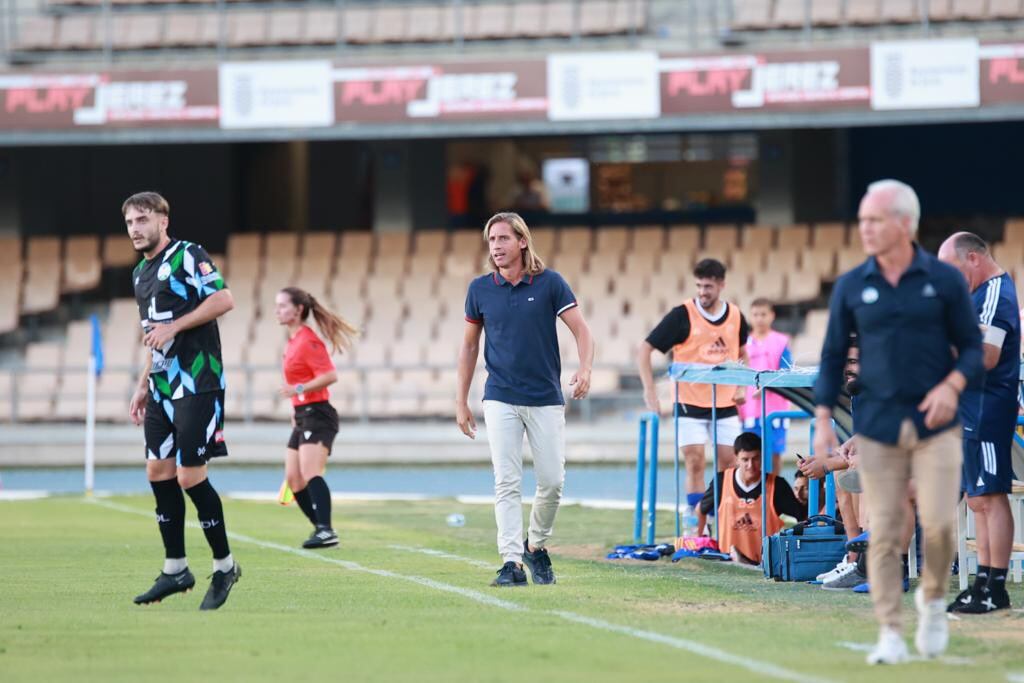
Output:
[
  {"xmin": 938, "ymin": 232, "xmax": 1020, "ymax": 615},
  {"xmin": 456, "ymin": 212, "xmax": 594, "ymax": 588},
  {"xmin": 813, "ymin": 180, "xmax": 983, "ymax": 665}
]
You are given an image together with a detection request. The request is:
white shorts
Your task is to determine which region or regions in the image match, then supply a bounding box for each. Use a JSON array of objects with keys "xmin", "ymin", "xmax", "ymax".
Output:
[{"xmin": 676, "ymin": 415, "xmax": 743, "ymax": 448}]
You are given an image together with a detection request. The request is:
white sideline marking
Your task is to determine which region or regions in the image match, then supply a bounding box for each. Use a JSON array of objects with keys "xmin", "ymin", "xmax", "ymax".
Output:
[
  {"xmin": 90, "ymin": 498, "xmax": 832, "ymax": 683},
  {"xmin": 836, "ymin": 641, "xmax": 973, "ymax": 665},
  {"xmin": 1006, "ymin": 674, "xmax": 1024, "ymax": 683},
  {"xmin": 387, "ymin": 544, "xmax": 493, "ymax": 569},
  {"xmin": 90, "ymin": 498, "xmax": 522, "ymax": 612},
  {"xmin": 0, "ymin": 490, "xmax": 50, "ymax": 501}
]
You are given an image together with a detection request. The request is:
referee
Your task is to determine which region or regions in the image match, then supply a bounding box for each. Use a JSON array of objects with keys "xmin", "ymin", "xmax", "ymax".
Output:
[
  {"xmin": 813, "ymin": 180, "xmax": 983, "ymax": 664},
  {"xmin": 275, "ymin": 286, "xmax": 358, "ymax": 549}
]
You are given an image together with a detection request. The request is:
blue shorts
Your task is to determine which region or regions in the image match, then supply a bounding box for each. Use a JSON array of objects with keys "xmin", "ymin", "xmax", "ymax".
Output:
[
  {"xmin": 962, "ymin": 436, "xmax": 1014, "ymax": 497},
  {"xmin": 743, "ymin": 418, "xmax": 787, "ymax": 456}
]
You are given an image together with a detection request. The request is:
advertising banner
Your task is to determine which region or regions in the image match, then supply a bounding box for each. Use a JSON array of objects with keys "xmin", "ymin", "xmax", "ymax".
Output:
[
  {"xmin": 547, "ymin": 51, "xmax": 660, "ymax": 121},
  {"xmin": 870, "ymin": 39, "xmax": 980, "ymax": 110},
  {"xmin": 0, "ymin": 70, "xmax": 218, "ymax": 129},
  {"xmin": 979, "ymin": 43, "xmax": 1024, "ymax": 105},
  {"xmin": 332, "ymin": 61, "xmax": 548, "ymax": 122},
  {"xmin": 219, "ymin": 60, "xmax": 334, "ymax": 129},
  {"xmin": 659, "ymin": 48, "xmax": 871, "ymax": 114}
]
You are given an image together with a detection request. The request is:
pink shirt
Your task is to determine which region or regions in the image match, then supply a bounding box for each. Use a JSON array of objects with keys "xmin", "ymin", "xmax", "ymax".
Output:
[{"xmin": 740, "ymin": 330, "xmax": 791, "ymax": 421}]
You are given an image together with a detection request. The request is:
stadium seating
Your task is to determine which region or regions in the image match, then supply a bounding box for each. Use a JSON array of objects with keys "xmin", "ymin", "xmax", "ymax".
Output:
[
  {"xmin": 729, "ymin": 0, "xmax": 1024, "ymax": 31},
  {"xmin": 22, "ymin": 218, "xmax": 1015, "ymax": 421},
  {"xmin": 13, "ymin": 0, "xmax": 650, "ymax": 54}
]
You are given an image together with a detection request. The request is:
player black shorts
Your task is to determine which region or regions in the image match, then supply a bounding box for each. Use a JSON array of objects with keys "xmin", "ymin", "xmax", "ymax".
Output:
[
  {"xmin": 962, "ymin": 435, "xmax": 1013, "ymax": 497},
  {"xmin": 144, "ymin": 391, "xmax": 228, "ymax": 467},
  {"xmin": 287, "ymin": 401, "xmax": 339, "ymax": 455}
]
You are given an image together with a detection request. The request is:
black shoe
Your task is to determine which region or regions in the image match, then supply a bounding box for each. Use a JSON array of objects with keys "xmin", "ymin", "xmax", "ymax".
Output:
[
  {"xmin": 199, "ymin": 563, "xmax": 241, "ymax": 611},
  {"xmin": 302, "ymin": 526, "xmax": 339, "ymax": 549},
  {"xmin": 490, "ymin": 561, "xmax": 527, "ymax": 587},
  {"xmin": 956, "ymin": 588, "xmax": 1011, "ymax": 614},
  {"xmin": 523, "ymin": 540, "xmax": 556, "ymax": 585},
  {"xmin": 947, "ymin": 587, "xmax": 975, "ymax": 612},
  {"xmin": 133, "ymin": 568, "xmax": 196, "ymax": 604}
]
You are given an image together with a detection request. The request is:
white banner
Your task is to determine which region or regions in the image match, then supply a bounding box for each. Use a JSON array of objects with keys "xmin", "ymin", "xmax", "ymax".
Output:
[
  {"xmin": 543, "ymin": 158, "xmax": 590, "ymax": 213},
  {"xmin": 870, "ymin": 39, "xmax": 979, "ymax": 110},
  {"xmin": 547, "ymin": 52, "xmax": 660, "ymax": 121},
  {"xmin": 219, "ymin": 61, "xmax": 334, "ymax": 129}
]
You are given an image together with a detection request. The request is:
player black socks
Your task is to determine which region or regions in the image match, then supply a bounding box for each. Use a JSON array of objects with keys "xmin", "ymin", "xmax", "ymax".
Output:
[
  {"xmin": 151, "ymin": 477, "xmax": 186, "ymax": 559},
  {"xmin": 185, "ymin": 479, "xmax": 231, "ymax": 560},
  {"xmin": 293, "ymin": 487, "xmax": 318, "ymax": 526},
  {"xmin": 974, "ymin": 565, "xmax": 991, "ymax": 592},
  {"xmin": 306, "ymin": 475, "xmax": 333, "ymax": 528},
  {"xmin": 988, "ymin": 567, "xmax": 1008, "ymax": 595}
]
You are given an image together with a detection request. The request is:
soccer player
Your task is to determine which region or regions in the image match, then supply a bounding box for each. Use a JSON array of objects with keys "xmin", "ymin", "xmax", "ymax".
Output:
[
  {"xmin": 814, "ymin": 180, "xmax": 983, "ymax": 664},
  {"xmin": 125, "ymin": 192, "xmax": 241, "ymax": 610},
  {"xmin": 456, "ymin": 212, "xmax": 594, "ymax": 587},
  {"xmin": 636, "ymin": 258, "xmax": 749, "ymax": 531},
  {"xmin": 275, "ymin": 286, "xmax": 358, "ymax": 549},
  {"xmin": 938, "ymin": 232, "xmax": 1019, "ymax": 614}
]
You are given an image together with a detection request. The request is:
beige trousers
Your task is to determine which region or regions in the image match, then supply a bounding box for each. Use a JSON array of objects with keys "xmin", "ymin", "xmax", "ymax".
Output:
[
  {"xmin": 483, "ymin": 400, "xmax": 566, "ymax": 563},
  {"xmin": 858, "ymin": 419, "xmax": 962, "ymax": 629}
]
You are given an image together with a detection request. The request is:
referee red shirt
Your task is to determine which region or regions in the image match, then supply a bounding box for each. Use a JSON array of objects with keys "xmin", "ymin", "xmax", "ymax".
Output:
[{"xmin": 283, "ymin": 325, "xmax": 335, "ymax": 407}]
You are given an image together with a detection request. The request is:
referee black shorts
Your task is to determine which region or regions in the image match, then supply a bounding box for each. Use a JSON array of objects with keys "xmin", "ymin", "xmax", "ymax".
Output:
[
  {"xmin": 288, "ymin": 401, "xmax": 340, "ymax": 455},
  {"xmin": 144, "ymin": 391, "xmax": 228, "ymax": 467}
]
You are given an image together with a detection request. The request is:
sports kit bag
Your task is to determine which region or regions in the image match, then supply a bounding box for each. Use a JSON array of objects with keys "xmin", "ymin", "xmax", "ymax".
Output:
[{"xmin": 762, "ymin": 515, "xmax": 847, "ymax": 582}]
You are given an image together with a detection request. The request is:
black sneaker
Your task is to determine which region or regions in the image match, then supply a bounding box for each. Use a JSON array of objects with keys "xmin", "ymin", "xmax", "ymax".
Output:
[
  {"xmin": 302, "ymin": 526, "xmax": 339, "ymax": 549},
  {"xmin": 490, "ymin": 561, "xmax": 527, "ymax": 587},
  {"xmin": 955, "ymin": 588, "xmax": 1011, "ymax": 614},
  {"xmin": 133, "ymin": 568, "xmax": 196, "ymax": 605},
  {"xmin": 199, "ymin": 563, "xmax": 242, "ymax": 611},
  {"xmin": 522, "ymin": 540, "xmax": 556, "ymax": 585},
  {"xmin": 947, "ymin": 587, "xmax": 975, "ymax": 612}
]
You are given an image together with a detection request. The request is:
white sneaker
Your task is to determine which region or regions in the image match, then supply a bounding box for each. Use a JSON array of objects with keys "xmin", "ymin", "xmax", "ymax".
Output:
[
  {"xmin": 822, "ymin": 561, "xmax": 865, "ymax": 590},
  {"xmin": 915, "ymin": 588, "xmax": 949, "ymax": 658},
  {"xmin": 816, "ymin": 558, "xmax": 849, "ymax": 583},
  {"xmin": 866, "ymin": 627, "xmax": 909, "ymax": 665}
]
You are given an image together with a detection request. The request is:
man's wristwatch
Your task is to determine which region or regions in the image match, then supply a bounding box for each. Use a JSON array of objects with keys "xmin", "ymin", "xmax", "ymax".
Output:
[{"xmin": 295, "ymin": 384, "xmax": 305, "ymax": 395}]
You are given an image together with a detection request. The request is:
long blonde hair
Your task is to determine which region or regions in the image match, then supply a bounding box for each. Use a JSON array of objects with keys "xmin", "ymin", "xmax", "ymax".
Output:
[
  {"xmin": 280, "ymin": 287, "xmax": 359, "ymax": 354},
  {"xmin": 483, "ymin": 212, "xmax": 546, "ymax": 275}
]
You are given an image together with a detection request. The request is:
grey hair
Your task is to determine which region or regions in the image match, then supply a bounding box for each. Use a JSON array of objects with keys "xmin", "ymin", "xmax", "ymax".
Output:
[
  {"xmin": 952, "ymin": 231, "xmax": 989, "ymax": 261},
  {"xmin": 867, "ymin": 179, "xmax": 921, "ymax": 237}
]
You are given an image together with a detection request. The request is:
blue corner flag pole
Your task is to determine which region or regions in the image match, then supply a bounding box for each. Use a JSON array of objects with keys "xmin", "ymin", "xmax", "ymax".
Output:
[{"xmin": 85, "ymin": 315, "xmax": 103, "ymax": 495}]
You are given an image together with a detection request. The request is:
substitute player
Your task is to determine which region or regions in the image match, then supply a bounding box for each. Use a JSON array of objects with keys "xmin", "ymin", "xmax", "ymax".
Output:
[
  {"xmin": 125, "ymin": 192, "xmax": 241, "ymax": 610},
  {"xmin": 275, "ymin": 286, "xmax": 358, "ymax": 549},
  {"xmin": 938, "ymin": 232, "xmax": 1019, "ymax": 614},
  {"xmin": 456, "ymin": 212, "xmax": 594, "ymax": 587},
  {"xmin": 636, "ymin": 258, "xmax": 749, "ymax": 529}
]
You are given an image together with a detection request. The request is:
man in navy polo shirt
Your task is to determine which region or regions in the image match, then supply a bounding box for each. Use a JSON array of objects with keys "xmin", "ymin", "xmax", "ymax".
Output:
[
  {"xmin": 456, "ymin": 212, "xmax": 594, "ymax": 588},
  {"xmin": 938, "ymin": 231, "xmax": 1020, "ymax": 615},
  {"xmin": 814, "ymin": 180, "xmax": 983, "ymax": 664}
]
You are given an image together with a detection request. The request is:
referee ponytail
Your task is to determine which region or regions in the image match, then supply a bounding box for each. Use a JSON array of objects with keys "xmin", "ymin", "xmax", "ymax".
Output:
[{"xmin": 280, "ymin": 287, "xmax": 359, "ymax": 354}]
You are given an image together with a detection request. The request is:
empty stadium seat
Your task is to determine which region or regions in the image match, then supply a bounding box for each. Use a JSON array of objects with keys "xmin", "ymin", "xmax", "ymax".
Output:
[
  {"xmin": 731, "ymin": 0, "xmax": 774, "ymax": 29},
  {"xmin": 342, "ymin": 6, "xmax": 374, "ymax": 44},
  {"xmin": 103, "ymin": 234, "xmax": 139, "ymax": 267},
  {"xmin": 111, "ymin": 14, "xmax": 163, "ymax": 50},
  {"xmin": 703, "ymin": 225, "xmax": 739, "ymax": 252},
  {"xmin": 632, "ymin": 226, "xmax": 665, "ymax": 252},
  {"xmin": 268, "ymin": 10, "xmax": 305, "ymax": 45},
  {"xmin": 774, "ymin": 0, "xmax": 807, "ymax": 28},
  {"xmin": 558, "ymin": 226, "xmax": 594, "ymax": 254},
  {"xmin": 595, "ymin": 226, "xmax": 630, "ymax": 253},
  {"xmin": 22, "ymin": 237, "xmax": 61, "ymax": 314},
  {"xmin": 18, "ymin": 342, "xmax": 63, "ymax": 420},
  {"xmin": 846, "ymin": 0, "xmax": 881, "ymax": 25},
  {"xmin": 881, "ymin": 0, "xmax": 919, "ymax": 22},
  {"xmin": 14, "ymin": 16, "xmax": 57, "ymax": 50},
  {"xmin": 814, "ymin": 223, "xmax": 848, "ymax": 249},
  {"xmin": 741, "ymin": 225, "xmax": 774, "ymax": 251},
  {"xmin": 511, "ymin": 2, "xmax": 545, "ymax": 37},
  {"xmin": 801, "ymin": 247, "xmax": 837, "ymax": 279},
  {"xmin": 64, "ymin": 235, "xmax": 102, "ymax": 293},
  {"xmin": 785, "ymin": 270, "xmax": 821, "ymax": 302},
  {"xmin": 666, "ymin": 225, "xmax": 699, "ymax": 255},
  {"xmin": 810, "ymin": 0, "xmax": 844, "ymax": 25},
  {"xmin": 407, "ymin": 5, "xmax": 453, "ymax": 42},
  {"xmin": 989, "ymin": 0, "xmax": 1024, "ymax": 19},
  {"xmin": 164, "ymin": 12, "xmax": 219, "ymax": 47},
  {"xmin": 466, "ymin": 2, "xmax": 511, "ymax": 39},
  {"xmin": 55, "ymin": 14, "xmax": 97, "ymax": 50},
  {"xmin": 776, "ymin": 225, "xmax": 812, "ymax": 250},
  {"xmin": 0, "ymin": 264, "xmax": 21, "ymax": 334},
  {"xmin": 305, "ymin": 8, "xmax": 340, "ymax": 44}
]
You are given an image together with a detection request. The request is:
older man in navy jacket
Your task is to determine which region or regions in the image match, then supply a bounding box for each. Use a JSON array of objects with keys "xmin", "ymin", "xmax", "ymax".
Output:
[{"xmin": 813, "ymin": 180, "xmax": 983, "ymax": 665}]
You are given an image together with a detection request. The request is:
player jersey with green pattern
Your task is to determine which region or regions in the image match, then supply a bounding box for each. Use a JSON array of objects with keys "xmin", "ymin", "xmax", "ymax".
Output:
[{"xmin": 133, "ymin": 239, "xmax": 227, "ymax": 400}]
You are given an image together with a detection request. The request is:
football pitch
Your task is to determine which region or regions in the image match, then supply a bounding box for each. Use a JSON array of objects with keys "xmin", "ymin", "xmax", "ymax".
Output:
[{"xmin": 2, "ymin": 495, "xmax": 1023, "ymax": 683}]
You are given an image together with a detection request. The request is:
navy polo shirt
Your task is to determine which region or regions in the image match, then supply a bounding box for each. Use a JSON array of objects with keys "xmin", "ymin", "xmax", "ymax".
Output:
[
  {"xmin": 465, "ymin": 269, "xmax": 577, "ymax": 407},
  {"xmin": 814, "ymin": 245, "xmax": 984, "ymax": 445}
]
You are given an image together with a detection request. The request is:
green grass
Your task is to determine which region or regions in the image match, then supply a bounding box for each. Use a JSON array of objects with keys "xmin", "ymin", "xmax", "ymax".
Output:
[{"xmin": 1, "ymin": 495, "xmax": 1022, "ymax": 682}]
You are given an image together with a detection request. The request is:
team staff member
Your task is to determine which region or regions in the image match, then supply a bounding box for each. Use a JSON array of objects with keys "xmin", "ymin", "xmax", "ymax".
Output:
[
  {"xmin": 456, "ymin": 212, "xmax": 594, "ymax": 588},
  {"xmin": 637, "ymin": 258, "xmax": 749, "ymax": 528},
  {"xmin": 814, "ymin": 180, "xmax": 983, "ymax": 664},
  {"xmin": 697, "ymin": 433, "xmax": 806, "ymax": 564},
  {"xmin": 938, "ymin": 232, "xmax": 1019, "ymax": 614},
  {"xmin": 125, "ymin": 192, "xmax": 241, "ymax": 611},
  {"xmin": 276, "ymin": 286, "xmax": 358, "ymax": 549}
]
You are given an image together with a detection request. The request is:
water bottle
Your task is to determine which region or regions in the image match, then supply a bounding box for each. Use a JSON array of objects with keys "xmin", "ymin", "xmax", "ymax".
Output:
[
  {"xmin": 681, "ymin": 505, "xmax": 699, "ymax": 537},
  {"xmin": 445, "ymin": 513, "xmax": 466, "ymax": 528}
]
